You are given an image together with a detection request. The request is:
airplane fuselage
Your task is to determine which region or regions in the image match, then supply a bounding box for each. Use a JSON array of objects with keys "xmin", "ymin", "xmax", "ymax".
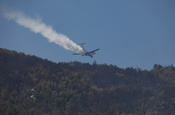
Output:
[{"xmin": 84, "ymin": 51, "xmax": 93, "ymax": 58}]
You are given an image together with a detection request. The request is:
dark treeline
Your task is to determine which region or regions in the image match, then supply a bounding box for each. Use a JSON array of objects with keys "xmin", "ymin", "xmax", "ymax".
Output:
[{"xmin": 0, "ymin": 48, "xmax": 175, "ymax": 115}]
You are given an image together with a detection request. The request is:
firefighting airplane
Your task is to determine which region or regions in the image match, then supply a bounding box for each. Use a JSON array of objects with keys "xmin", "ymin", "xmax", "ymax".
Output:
[{"xmin": 73, "ymin": 43, "xmax": 100, "ymax": 58}]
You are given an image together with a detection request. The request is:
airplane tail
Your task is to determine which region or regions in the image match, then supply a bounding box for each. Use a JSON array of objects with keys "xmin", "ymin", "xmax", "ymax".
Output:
[
  {"xmin": 78, "ymin": 42, "xmax": 85, "ymax": 50},
  {"xmin": 78, "ymin": 42, "xmax": 85, "ymax": 46}
]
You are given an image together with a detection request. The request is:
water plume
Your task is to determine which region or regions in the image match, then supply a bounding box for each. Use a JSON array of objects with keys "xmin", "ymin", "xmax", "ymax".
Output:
[{"xmin": 1, "ymin": 7, "xmax": 84, "ymax": 53}]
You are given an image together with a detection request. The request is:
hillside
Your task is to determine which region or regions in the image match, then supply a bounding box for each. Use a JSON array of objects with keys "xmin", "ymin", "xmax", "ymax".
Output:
[{"xmin": 0, "ymin": 48, "xmax": 175, "ymax": 115}]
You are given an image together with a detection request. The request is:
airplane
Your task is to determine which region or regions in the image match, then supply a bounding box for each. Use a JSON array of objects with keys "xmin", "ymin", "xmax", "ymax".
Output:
[{"xmin": 73, "ymin": 43, "xmax": 100, "ymax": 58}]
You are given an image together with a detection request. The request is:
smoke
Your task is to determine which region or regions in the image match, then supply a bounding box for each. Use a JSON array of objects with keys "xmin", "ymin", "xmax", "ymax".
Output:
[{"xmin": 0, "ymin": 7, "xmax": 84, "ymax": 53}]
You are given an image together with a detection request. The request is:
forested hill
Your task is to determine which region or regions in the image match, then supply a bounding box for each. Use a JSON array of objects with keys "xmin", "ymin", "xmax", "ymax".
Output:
[{"xmin": 0, "ymin": 48, "xmax": 175, "ymax": 115}]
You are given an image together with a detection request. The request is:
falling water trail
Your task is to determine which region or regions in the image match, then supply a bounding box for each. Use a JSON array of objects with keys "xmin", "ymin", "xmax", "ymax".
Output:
[{"xmin": 0, "ymin": 7, "xmax": 84, "ymax": 53}]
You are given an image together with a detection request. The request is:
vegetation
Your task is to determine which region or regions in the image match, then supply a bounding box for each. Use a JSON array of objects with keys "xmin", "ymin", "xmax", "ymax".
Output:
[{"xmin": 0, "ymin": 48, "xmax": 175, "ymax": 115}]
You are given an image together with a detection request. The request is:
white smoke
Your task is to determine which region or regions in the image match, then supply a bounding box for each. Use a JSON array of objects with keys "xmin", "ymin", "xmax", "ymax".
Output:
[{"xmin": 1, "ymin": 7, "xmax": 84, "ymax": 53}]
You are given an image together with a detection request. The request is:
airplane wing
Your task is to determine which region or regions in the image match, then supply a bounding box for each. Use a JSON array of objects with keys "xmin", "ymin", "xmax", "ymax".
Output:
[
  {"xmin": 73, "ymin": 53, "xmax": 81, "ymax": 55},
  {"xmin": 88, "ymin": 48, "xmax": 100, "ymax": 54}
]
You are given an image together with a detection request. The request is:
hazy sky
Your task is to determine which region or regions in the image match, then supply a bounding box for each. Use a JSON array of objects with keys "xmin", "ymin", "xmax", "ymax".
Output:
[{"xmin": 0, "ymin": 0, "xmax": 175, "ymax": 70}]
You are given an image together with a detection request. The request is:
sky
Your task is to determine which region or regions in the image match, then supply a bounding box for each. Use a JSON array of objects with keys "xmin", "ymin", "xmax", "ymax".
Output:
[{"xmin": 0, "ymin": 0, "xmax": 175, "ymax": 70}]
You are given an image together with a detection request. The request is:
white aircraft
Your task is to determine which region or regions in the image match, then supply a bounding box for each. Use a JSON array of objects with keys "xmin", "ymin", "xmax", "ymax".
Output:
[{"xmin": 73, "ymin": 43, "xmax": 100, "ymax": 58}]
